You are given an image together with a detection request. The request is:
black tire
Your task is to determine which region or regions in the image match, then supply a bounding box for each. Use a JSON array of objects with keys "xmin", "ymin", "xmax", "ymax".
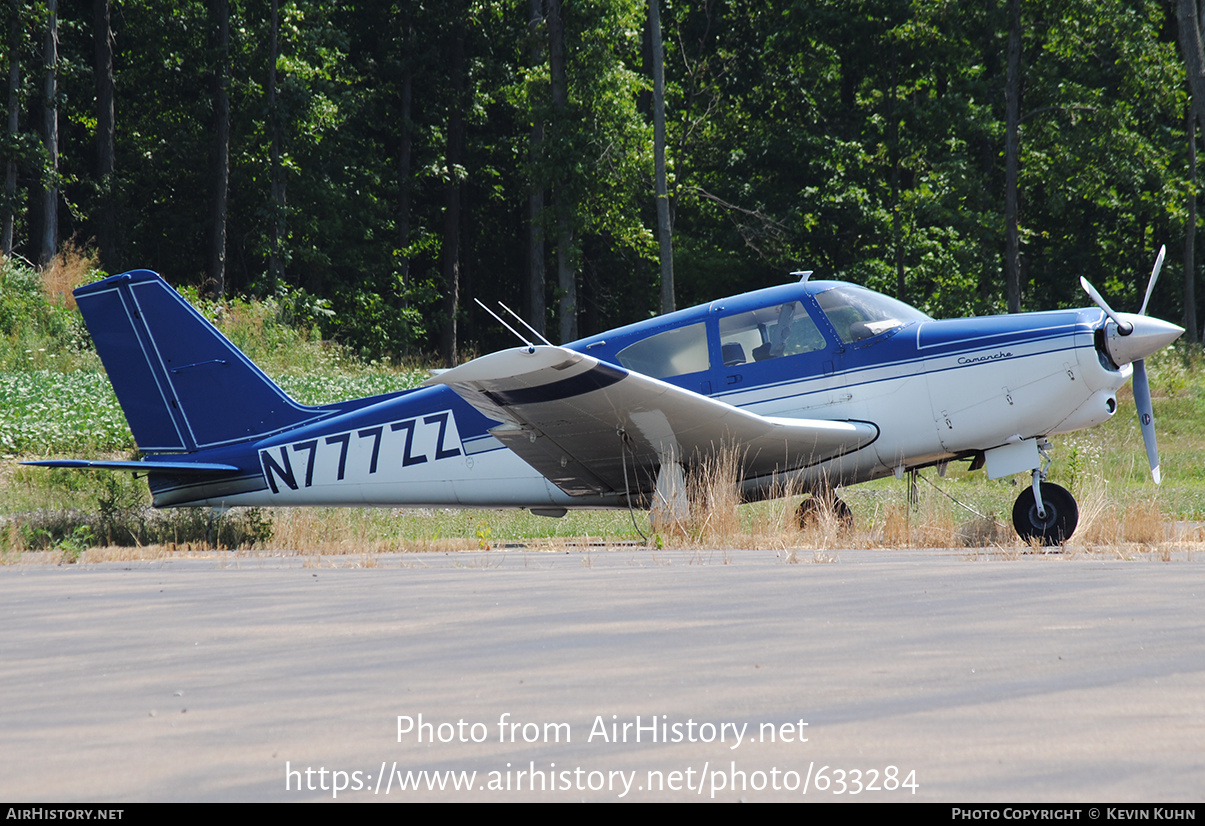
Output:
[
  {"xmin": 1012, "ymin": 482, "xmax": 1078, "ymax": 545},
  {"xmin": 797, "ymin": 495, "xmax": 854, "ymax": 530}
]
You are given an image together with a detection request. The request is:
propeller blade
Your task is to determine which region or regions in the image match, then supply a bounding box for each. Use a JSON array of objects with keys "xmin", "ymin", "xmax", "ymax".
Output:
[
  {"xmin": 1131, "ymin": 358, "xmax": 1161, "ymax": 484},
  {"xmin": 1080, "ymin": 276, "xmax": 1134, "ymax": 334},
  {"xmin": 1138, "ymin": 244, "xmax": 1166, "ymax": 317}
]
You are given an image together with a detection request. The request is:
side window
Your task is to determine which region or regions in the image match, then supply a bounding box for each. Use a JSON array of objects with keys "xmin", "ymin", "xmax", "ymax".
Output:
[
  {"xmin": 616, "ymin": 322, "xmax": 710, "ymax": 378},
  {"xmin": 718, "ymin": 302, "xmax": 826, "ymax": 365}
]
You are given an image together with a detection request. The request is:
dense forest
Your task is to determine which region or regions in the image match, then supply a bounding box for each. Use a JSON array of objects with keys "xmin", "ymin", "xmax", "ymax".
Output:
[{"xmin": 3, "ymin": 0, "xmax": 1205, "ymax": 364}]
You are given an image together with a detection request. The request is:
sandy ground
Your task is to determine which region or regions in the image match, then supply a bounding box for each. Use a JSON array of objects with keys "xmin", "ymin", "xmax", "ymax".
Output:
[{"xmin": 1, "ymin": 547, "xmax": 1202, "ymax": 802}]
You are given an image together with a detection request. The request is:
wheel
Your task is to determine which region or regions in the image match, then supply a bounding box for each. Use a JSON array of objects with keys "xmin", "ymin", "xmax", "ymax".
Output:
[
  {"xmin": 1012, "ymin": 482, "xmax": 1078, "ymax": 545},
  {"xmin": 797, "ymin": 494, "xmax": 854, "ymax": 530}
]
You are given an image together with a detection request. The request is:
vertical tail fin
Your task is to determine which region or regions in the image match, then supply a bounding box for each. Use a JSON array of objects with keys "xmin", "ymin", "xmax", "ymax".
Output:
[{"xmin": 76, "ymin": 270, "xmax": 329, "ymax": 452}]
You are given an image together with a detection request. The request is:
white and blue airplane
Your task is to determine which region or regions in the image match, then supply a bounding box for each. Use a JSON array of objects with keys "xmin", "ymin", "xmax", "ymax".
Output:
[{"xmin": 27, "ymin": 253, "xmax": 1183, "ymax": 544}]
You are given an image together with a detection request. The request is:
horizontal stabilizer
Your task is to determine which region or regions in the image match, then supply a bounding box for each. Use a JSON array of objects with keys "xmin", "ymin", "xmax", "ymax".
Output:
[
  {"xmin": 22, "ymin": 459, "xmax": 242, "ymax": 475},
  {"xmin": 427, "ymin": 346, "xmax": 877, "ymax": 496}
]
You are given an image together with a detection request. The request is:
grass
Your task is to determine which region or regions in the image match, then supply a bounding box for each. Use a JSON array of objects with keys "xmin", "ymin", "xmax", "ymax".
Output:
[{"xmin": 2, "ymin": 248, "xmax": 1204, "ymax": 563}]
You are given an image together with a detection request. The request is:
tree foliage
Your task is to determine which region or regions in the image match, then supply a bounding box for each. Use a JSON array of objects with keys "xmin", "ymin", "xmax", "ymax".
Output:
[{"xmin": 0, "ymin": 0, "xmax": 1199, "ymax": 359}]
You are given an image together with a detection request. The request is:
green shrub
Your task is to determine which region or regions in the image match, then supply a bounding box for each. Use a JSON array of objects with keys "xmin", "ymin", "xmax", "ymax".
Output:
[{"xmin": 16, "ymin": 506, "xmax": 274, "ymax": 551}]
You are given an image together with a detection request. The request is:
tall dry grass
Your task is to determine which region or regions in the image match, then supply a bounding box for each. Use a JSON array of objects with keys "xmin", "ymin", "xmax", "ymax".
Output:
[
  {"xmin": 40, "ymin": 241, "xmax": 99, "ymax": 310},
  {"xmin": 1121, "ymin": 500, "xmax": 1165, "ymax": 545},
  {"xmin": 1067, "ymin": 474, "xmax": 1167, "ymax": 548},
  {"xmin": 5, "ymin": 462, "xmax": 1196, "ymax": 565},
  {"xmin": 684, "ymin": 444, "xmax": 743, "ymax": 545}
]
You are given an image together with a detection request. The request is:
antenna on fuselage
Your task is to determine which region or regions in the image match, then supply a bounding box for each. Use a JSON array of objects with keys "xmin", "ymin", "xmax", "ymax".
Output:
[
  {"xmin": 498, "ymin": 300, "xmax": 553, "ymax": 346},
  {"xmin": 473, "ymin": 298, "xmax": 536, "ymax": 353},
  {"xmin": 792, "ymin": 270, "xmax": 813, "ymax": 282}
]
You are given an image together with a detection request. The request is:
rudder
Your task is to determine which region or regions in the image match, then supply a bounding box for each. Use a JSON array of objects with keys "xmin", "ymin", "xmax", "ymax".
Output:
[{"xmin": 76, "ymin": 270, "xmax": 329, "ymax": 452}]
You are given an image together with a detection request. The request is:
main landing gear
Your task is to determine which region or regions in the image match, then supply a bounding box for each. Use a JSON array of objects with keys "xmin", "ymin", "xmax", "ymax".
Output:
[{"xmin": 1010, "ymin": 441, "xmax": 1078, "ymax": 544}]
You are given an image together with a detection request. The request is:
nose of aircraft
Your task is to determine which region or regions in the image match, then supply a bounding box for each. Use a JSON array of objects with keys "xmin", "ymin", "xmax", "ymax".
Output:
[{"xmin": 1104, "ymin": 313, "xmax": 1185, "ymax": 366}]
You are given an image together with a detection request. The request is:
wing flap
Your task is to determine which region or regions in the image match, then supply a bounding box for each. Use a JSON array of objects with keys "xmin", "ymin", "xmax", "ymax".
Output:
[{"xmin": 427, "ymin": 347, "xmax": 878, "ymax": 496}]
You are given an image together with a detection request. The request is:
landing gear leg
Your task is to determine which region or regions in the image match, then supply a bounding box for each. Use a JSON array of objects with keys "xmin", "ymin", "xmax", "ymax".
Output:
[{"xmin": 1011, "ymin": 441, "xmax": 1078, "ymax": 544}]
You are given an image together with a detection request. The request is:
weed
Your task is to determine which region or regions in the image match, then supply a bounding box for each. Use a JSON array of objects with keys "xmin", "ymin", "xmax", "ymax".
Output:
[
  {"xmin": 1122, "ymin": 500, "xmax": 1164, "ymax": 545},
  {"xmin": 10, "ymin": 503, "xmax": 273, "ymax": 552},
  {"xmin": 41, "ymin": 241, "xmax": 100, "ymax": 310},
  {"xmin": 56, "ymin": 525, "xmax": 93, "ymax": 564},
  {"xmin": 955, "ymin": 515, "xmax": 1002, "ymax": 547},
  {"xmin": 881, "ymin": 504, "xmax": 911, "ymax": 547},
  {"xmin": 686, "ymin": 444, "xmax": 743, "ymax": 545},
  {"xmin": 95, "ymin": 471, "xmax": 147, "ymax": 545},
  {"xmin": 1073, "ymin": 474, "xmax": 1116, "ymax": 544}
]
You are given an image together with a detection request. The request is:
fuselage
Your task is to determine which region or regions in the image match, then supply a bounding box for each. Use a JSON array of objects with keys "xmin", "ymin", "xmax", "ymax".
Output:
[{"xmin": 148, "ymin": 280, "xmax": 1128, "ymax": 510}]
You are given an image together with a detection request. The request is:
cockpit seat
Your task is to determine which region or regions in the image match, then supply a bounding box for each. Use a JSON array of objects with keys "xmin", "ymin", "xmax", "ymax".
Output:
[{"xmin": 721, "ymin": 342, "xmax": 746, "ymax": 366}]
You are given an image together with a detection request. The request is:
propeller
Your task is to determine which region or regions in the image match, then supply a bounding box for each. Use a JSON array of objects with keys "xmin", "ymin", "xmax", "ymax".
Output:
[
  {"xmin": 1135, "ymin": 246, "xmax": 1166, "ymax": 484},
  {"xmin": 1080, "ymin": 244, "xmax": 1179, "ymax": 484}
]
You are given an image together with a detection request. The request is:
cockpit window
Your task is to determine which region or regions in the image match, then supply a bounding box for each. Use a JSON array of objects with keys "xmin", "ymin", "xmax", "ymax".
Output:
[
  {"xmin": 616, "ymin": 322, "xmax": 710, "ymax": 378},
  {"xmin": 813, "ymin": 284, "xmax": 931, "ymax": 343},
  {"xmin": 718, "ymin": 302, "xmax": 827, "ymax": 365}
]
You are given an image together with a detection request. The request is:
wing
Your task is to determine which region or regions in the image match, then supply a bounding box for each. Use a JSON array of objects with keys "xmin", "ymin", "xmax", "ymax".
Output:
[{"xmin": 426, "ymin": 346, "xmax": 878, "ymax": 496}]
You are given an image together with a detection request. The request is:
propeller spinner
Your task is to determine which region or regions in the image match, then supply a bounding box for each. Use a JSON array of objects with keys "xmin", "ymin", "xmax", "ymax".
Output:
[{"xmin": 1080, "ymin": 245, "xmax": 1184, "ymax": 484}]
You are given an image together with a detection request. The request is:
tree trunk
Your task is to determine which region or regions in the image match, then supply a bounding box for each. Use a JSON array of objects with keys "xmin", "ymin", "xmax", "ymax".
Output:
[
  {"xmin": 1188, "ymin": 103, "xmax": 1199, "ymax": 343},
  {"xmin": 650, "ymin": 0, "xmax": 674, "ymax": 314},
  {"xmin": 1177, "ymin": 0, "xmax": 1205, "ymax": 137},
  {"xmin": 93, "ymin": 0, "xmax": 115, "ymax": 270},
  {"xmin": 888, "ymin": 39, "xmax": 904, "ymax": 302},
  {"xmin": 526, "ymin": 0, "xmax": 546, "ymax": 335},
  {"xmin": 548, "ymin": 0, "xmax": 575, "ymax": 343},
  {"xmin": 1179, "ymin": 0, "xmax": 1205, "ymax": 343},
  {"xmin": 3, "ymin": 3, "xmax": 19, "ymax": 257},
  {"xmin": 1004, "ymin": 0, "xmax": 1022, "ymax": 313},
  {"xmin": 207, "ymin": 0, "xmax": 230, "ymax": 297},
  {"xmin": 439, "ymin": 16, "xmax": 466, "ymax": 367},
  {"xmin": 39, "ymin": 0, "xmax": 58, "ymax": 267},
  {"xmin": 268, "ymin": 0, "xmax": 286, "ymax": 287},
  {"xmin": 397, "ymin": 37, "xmax": 412, "ymax": 293}
]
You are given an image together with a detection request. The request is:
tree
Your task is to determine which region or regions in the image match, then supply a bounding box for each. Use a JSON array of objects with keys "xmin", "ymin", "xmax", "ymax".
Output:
[
  {"xmin": 439, "ymin": 1, "xmax": 467, "ymax": 366},
  {"xmin": 207, "ymin": 0, "xmax": 230, "ymax": 297},
  {"xmin": 93, "ymin": 0, "xmax": 115, "ymax": 270},
  {"xmin": 1177, "ymin": 0, "xmax": 1203, "ymax": 340},
  {"xmin": 649, "ymin": 0, "xmax": 673, "ymax": 313},
  {"xmin": 3, "ymin": 0, "xmax": 20, "ymax": 256},
  {"xmin": 526, "ymin": 0, "xmax": 546, "ymax": 335},
  {"xmin": 0, "ymin": 0, "xmax": 1191, "ymax": 359},
  {"xmin": 267, "ymin": 0, "xmax": 285, "ymax": 287},
  {"xmin": 1004, "ymin": 0, "xmax": 1021, "ymax": 313},
  {"xmin": 1179, "ymin": 0, "xmax": 1205, "ymax": 136},
  {"xmin": 397, "ymin": 16, "xmax": 414, "ymax": 296},
  {"xmin": 38, "ymin": 0, "xmax": 57, "ymax": 266},
  {"xmin": 547, "ymin": 0, "xmax": 574, "ymax": 342}
]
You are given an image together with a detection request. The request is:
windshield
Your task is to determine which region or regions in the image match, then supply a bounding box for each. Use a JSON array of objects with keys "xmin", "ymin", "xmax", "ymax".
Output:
[{"xmin": 813, "ymin": 284, "xmax": 931, "ymax": 343}]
